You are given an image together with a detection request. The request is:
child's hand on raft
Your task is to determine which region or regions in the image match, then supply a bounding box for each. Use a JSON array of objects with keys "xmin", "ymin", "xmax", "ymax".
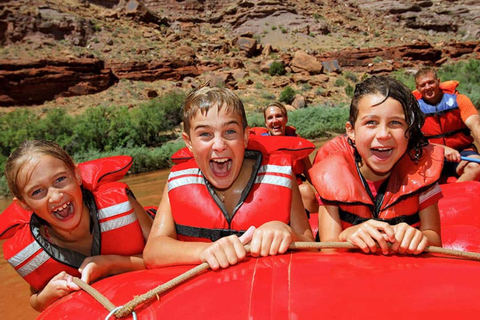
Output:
[
  {"xmin": 201, "ymin": 226, "xmax": 256, "ymax": 270},
  {"xmin": 34, "ymin": 271, "xmax": 80, "ymax": 309},
  {"xmin": 249, "ymin": 221, "xmax": 294, "ymax": 257},
  {"xmin": 340, "ymin": 220, "xmax": 395, "ymax": 255},
  {"xmin": 390, "ymin": 223, "xmax": 428, "ymax": 255},
  {"xmin": 79, "ymin": 255, "xmax": 114, "ymax": 284}
]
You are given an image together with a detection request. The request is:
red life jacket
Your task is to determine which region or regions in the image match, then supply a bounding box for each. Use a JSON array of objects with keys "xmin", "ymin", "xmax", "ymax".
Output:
[
  {"xmin": 250, "ymin": 126, "xmax": 307, "ymax": 184},
  {"xmin": 310, "ymin": 136, "xmax": 444, "ymax": 229},
  {"xmin": 0, "ymin": 156, "xmax": 146, "ymax": 291},
  {"xmin": 169, "ymin": 135, "xmax": 315, "ymax": 242},
  {"xmin": 414, "ymin": 81, "xmax": 473, "ymax": 150}
]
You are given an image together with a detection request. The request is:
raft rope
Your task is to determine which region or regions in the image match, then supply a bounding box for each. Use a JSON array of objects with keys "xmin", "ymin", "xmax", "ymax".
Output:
[{"xmin": 71, "ymin": 242, "xmax": 480, "ymax": 319}]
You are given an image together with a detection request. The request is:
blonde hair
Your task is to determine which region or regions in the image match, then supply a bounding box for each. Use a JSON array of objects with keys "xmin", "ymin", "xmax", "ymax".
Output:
[
  {"xmin": 182, "ymin": 86, "xmax": 248, "ymax": 134},
  {"xmin": 5, "ymin": 140, "xmax": 75, "ymax": 199}
]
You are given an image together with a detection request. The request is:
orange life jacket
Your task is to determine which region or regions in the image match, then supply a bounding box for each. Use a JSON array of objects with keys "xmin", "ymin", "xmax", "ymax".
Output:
[
  {"xmin": 310, "ymin": 136, "xmax": 444, "ymax": 229},
  {"xmin": 169, "ymin": 135, "xmax": 315, "ymax": 242},
  {"xmin": 0, "ymin": 156, "xmax": 146, "ymax": 291}
]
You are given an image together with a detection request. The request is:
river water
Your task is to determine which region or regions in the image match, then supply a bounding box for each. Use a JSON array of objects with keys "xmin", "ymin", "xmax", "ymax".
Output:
[{"xmin": 0, "ymin": 139, "xmax": 326, "ymax": 319}]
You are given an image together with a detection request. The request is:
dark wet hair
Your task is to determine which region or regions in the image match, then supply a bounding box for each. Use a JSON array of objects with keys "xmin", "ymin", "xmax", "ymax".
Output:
[
  {"xmin": 5, "ymin": 140, "xmax": 76, "ymax": 199},
  {"xmin": 349, "ymin": 75, "xmax": 428, "ymax": 162},
  {"xmin": 182, "ymin": 85, "xmax": 248, "ymax": 134}
]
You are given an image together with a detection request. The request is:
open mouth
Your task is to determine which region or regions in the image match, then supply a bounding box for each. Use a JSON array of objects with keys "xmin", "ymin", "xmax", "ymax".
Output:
[
  {"xmin": 371, "ymin": 148, "xmax": 393, "ymax": 160},
  {"xmin": 52, "ymin": 202, "xmax": 74, "ymax": 220},
  {"xmin": 210, "ymin": 158, "xmax": 232, "ymax": 177}
]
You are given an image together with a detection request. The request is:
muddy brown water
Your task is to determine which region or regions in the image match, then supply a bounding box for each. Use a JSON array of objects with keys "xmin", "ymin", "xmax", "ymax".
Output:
[{"xmin": 0, "ymin": 139, "xmax": 327, "ymax": 319}]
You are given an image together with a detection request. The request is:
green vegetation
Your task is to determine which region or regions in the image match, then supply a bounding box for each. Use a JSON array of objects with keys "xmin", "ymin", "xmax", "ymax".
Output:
[
  {"xmin": 269, "ymin": 61, "xmax": 286, "ymax": 76},
  {"xmin": 279, "ymin": 86, "xmax": 296, "ymax": 104}
]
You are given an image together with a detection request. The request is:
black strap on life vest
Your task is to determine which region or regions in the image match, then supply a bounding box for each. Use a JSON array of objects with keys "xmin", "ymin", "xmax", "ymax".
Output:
[
  {"xmin": 425, "ymin": 127, "xmax": 470, "ymax": 140},
  {"xmin": 339, "ymin": 209, "xmax": 421, "ymax": 226},
  {"xmin": 175, "ymin": 224, "xmax": 245, "ymax": 242}
]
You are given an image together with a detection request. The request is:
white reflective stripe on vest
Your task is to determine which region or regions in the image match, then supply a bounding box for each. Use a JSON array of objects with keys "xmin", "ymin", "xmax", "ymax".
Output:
[
  {"xmin": 100, "ymin": 212, "xmax": 137, "ymax": 233},
  {"xmin": 98, "ymin": 201, "xmax": 137, "ymax": 232},
  {"xmin": 257, "ymin": 164, "xmax": 293, "ymax": 176},
  {"xmin": 168, "ymin": 168, "xmax": 202, "ymax": 179},
  {"xmin": 8, "ymin": 241, "xmax": 50, "ymax": 277},
  {"xmin": 255, "ymin": 164, "xmax": 293, "ymax": 189},
  {"xmin": 168, "ymin": 175, "xmax": 205, "ymax": 192}
]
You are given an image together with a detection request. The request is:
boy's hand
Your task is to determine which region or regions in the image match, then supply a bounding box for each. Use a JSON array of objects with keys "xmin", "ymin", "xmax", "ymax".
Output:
[
  {"xmin": 79, "ymin": 255, "xmax": 114, "ymax": 284},
  {"xmin": 390, "ymin": 223, "xmax": 428, "ymax": 255},
  {"xmin": 340, "ymin": 220, "xmax": 395, "ymax": 255},
  {"xmin": 201, "ymin": 226, "xmax": 255, "ymax": 270},
  {"xmin": 249, "ymin": 221, "xmax": 294, "ymax": 257}
]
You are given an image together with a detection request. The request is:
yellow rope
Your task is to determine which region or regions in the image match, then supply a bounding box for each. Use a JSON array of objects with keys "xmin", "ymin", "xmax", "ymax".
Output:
[{"xmin": 70, "ymin": 242, "xmax": 480, "ymax": 319}]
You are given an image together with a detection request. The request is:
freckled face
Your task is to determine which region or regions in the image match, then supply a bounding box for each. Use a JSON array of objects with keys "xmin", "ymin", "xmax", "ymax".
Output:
[
  {"xmin": 265, "ymin": 106, "xmax": 288, "ymax": 136},
  {"xmin": 17, "ymin": 155, "xmax": 84, "ymax": 232},
  {"xmin": 346, "ymin": 94, "xmax": 409, "ymax": 181},
  {"xmin": 416, "ymin": 72, "xmax": 442, "ymax": 104},
  {"xmin": 183, "ymin": 106, "xmax": 249, "ymax": 190}
]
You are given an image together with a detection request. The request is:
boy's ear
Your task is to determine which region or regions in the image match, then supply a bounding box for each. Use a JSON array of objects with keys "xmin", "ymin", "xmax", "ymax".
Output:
[
  {"xmin": 14, "ymin": 197, "xmax": 31, "ymax": 211},
  {"xmin": 182, "ymin": 131, "xmax": 193, "ymax": 151},
  {"xmin": 243, "ymin": 126, "xmax": 250, "ymax": 148},
  {"xmin": 345, "ymin": 121, "xmax": 355, "ymax": 142}
]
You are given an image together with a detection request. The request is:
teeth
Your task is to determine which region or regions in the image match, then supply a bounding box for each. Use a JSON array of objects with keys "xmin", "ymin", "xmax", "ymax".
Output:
[
  {"xmin": 53, "ymin": 202, "xmax": 69, "ymax": 212},
  {"xmin": 212, "ymin": 158, "xmax": 228, "ymax": 163}
]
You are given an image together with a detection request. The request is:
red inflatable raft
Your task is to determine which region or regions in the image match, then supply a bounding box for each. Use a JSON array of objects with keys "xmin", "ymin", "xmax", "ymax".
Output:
[{"xmin": 37, "ymin": 182, "xmax": 480, "ymax": 320}]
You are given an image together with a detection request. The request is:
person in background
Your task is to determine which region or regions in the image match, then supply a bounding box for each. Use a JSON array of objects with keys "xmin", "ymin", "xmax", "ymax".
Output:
[
  {"xmin": 311, "ymin": 76, "xmax": 443, "ymax": 255},
  {"xmin": 414, "ymin": 67, "xmax": 480, "ymax": 182},
  {"xmin": 1, "ymin": 140, "xmax": 152, "ymax": 311},
  {"xmin": 144, "ymin": 86, "xmax": 313, "ymax": 270},
  {"xmin": 250, "ymin": 102, "xmax": 318, "ymax": 215}
]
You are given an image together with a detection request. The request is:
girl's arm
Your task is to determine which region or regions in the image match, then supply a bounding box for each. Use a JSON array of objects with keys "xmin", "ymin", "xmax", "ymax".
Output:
[
  {"xmin": 302, "ymin": 156, "xmax": 313, "ymax": 183},
  {"xmin": 128, "ymin": 192, "xmax": 153, "ymax": 241},
  {"xmin": 143, "ymin": 184, "xmax": 253, "ymax": 270}
]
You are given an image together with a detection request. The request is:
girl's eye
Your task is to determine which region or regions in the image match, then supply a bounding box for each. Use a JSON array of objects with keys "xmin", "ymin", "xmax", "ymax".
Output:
[
  {"xmin": 31, "ymin": 188, "xmax": 46, "ymax": 198},
  {"xmin": 366, "ymin": 120, "xmax": 377, "ymax": 126},
  {"xmin": 56, "ymin": 176, "xmax": 67, "ymax": 184},
  {"xmin": 226, "ymin": 129, "xmax": 236, "ymax": 135},
  {"xmin": 199, "ymin": 132, "xmax": 211, "ymax": 138}
]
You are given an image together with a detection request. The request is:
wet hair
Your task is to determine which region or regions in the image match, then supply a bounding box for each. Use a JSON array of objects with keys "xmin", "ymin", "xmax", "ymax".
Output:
[
  {"xmin": 182, "ymin": 85, "xmax": 248, "ymax": 134},
  {"xmin": 349, "ymin": 75, "xmax": 428, "ymax": 162},
  {"xmin": 263, "ymin": 101, "xmax": 288, "ymax": 120},
  {"xmin": 5, "ymin": 140, "xmax": 75, "ymax": 199},
  {"xmin": 415, "ymin": 67, "xmax": 438, "ymax": 83}
]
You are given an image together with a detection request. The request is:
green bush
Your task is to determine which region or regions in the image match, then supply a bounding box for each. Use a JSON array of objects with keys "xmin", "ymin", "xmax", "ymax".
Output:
[
  {"xmin": 279, "ymin": 86, "xmax": 296, "ymax": 104},
  {"xmin": 269, "ymin": 61, "xmax": 286, "ymax": 76}
]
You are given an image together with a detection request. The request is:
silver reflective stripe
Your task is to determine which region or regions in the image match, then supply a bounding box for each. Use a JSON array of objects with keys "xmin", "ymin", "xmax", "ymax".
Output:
[
  {"xmin": 168, "ymin": 168, "xmax": 201, "ymax": 179},
  {"xmin": 255, "ymin": 175, "xmax": 292, "ymax": 189},
  {"xmin": 168, "ymin": 175, "xmax": 205, "ymax": 192},
  {"xmin": 8, "ymin": 241, "xmax": 41, "ymax": 268},
  {"xmin": 16, "ymin": 251, "xmax": 50, "ymax": 277},
  {"xmin": 258, "ymin": 164, "xmax": 292, "ymax": 176},
  {"xmin": 8, "ymin": 241, "xmax": 50, "ymax": 277},
  {"xmin": 98, "ymin": 201, "xmax": 132, "ymax": 220},
  {"xmin": 100, "ymin": 212, "xmax": 137, "ymax": 233}
]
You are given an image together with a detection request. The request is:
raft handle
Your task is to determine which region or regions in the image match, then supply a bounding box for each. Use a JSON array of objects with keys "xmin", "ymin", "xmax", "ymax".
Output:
[{"xmin": 105, "ymin": 306, "xmax": 137, "ymax": 320}]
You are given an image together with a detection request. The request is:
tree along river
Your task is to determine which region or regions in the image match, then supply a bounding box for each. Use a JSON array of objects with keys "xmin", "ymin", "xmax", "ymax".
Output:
[{"xmin": 0, "ymin": 139, "xmax": 326, "ymax": 319}]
